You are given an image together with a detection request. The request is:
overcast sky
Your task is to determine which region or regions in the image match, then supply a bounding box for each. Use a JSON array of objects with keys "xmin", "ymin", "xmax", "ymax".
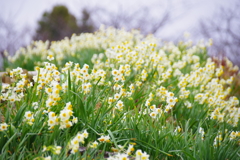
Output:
[{"xmin": 0, "ymin": 0, "xmax": 235, "ymax": 41}]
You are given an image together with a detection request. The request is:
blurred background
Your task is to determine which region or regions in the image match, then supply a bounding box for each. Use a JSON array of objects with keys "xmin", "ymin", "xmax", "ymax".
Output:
[{"xmin": 0, "ymin": 0, "xmax": 239, "ymax": 69}]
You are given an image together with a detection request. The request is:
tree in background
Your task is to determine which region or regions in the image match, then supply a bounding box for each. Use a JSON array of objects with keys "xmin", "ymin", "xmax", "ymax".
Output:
[
  {"xmin": 91, "ymin": 6, "xmax": 170, "ymax": 36},
  {"xmin": 0, "ymin": 16, "xmax": 30, "ymax": 70},
  {"xmin": 0, "ymin": 18, "xmax": 29, "ymax": 55},
  {"xmin": 198, "ymin": 0, "xmax": 240, "ymax": 66},
  {"xmin": 78, "ymin": 9, "xmax": 95, "ymax": 33},
  {"xmin": 33, "ymin": 5, "xmax": 95, "ymax": 41}
]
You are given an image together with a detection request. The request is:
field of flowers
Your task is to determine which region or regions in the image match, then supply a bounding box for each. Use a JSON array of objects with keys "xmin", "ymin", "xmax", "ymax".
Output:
[{"xmin": 0, "ymin": 27, "xmax": 240, "ymax": 160}]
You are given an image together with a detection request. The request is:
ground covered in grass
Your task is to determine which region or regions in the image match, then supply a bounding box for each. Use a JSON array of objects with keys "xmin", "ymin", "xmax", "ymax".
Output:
[{"xmin": 0, "ymin": 27, "xmax": 240, "ymax": 160}]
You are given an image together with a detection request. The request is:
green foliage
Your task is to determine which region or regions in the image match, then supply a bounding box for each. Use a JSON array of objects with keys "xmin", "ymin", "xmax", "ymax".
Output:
[{"xmin": 33, "ymin": 5, "xmax": 95, "ymax": 42}]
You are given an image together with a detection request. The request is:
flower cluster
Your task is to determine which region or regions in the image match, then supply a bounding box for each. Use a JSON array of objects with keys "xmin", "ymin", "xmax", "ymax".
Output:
[
  {"xmin": 7, "ymin": 26, "xmax": 144, "ymax": 69},
  {"xmin": 42, "ymin": 145, "xmax": 62, "ymax": 155},
  {"xmin": 198, "ymin": 127, "xmax": 205, "ymax": 140},
  {"xmin": 24, "ymin": 111, "xmax": 35, "ymax": 125},
  {"xmin": 1, "ymin": 67, "xmax": 27, "ymax": 102},
  {"xmin": 107, "ymin": 144, "xmax": 149, "ymax": 160},
  {"xmin": 98, "ymin": 135, "xmax": 111, "ymax": 143},
  {"xmin": 47, "ymin": 102, "xmax": 77, "ymax": 130},
  {"xmin": 229, "ymin": 131, "xmax": 240, "ymax": 141},
  {"xmin": 1, "ymin": 27, "xmax": 240, "ymax": 159},
  {"xmin": 33, "ymin": 62, "xmax": 61, "ymax": 107},
  {"xmin": 68, "ymin": 130, "xmax": 89, "ymax": 154}
]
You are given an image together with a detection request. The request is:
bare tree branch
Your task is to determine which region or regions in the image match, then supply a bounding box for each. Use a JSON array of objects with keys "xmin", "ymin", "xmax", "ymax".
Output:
[
  {"xmin": 197, "ymin": 0, "xmax": 240, "ymax": 66},
  {"xmin": 90, "ymin": 3, "xmax": 171, "ymax": 36}
]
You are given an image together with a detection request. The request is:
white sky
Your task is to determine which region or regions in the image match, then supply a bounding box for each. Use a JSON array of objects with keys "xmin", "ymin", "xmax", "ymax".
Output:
[{"xmin": 0, "ymin": 0, "xmax": 235, "ymax": 40}]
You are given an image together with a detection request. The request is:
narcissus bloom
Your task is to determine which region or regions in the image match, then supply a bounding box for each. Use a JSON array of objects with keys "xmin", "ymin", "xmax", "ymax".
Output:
[
  {"xmin": 25, "ymin": 111, "xmax": 33, "ymax": 120},
  {"xmin": 47, "ymin": 54, "xmax": 54, "ymax": 61},
  {"xmin": 98, "ymin": 135, "xmax": 110, "ymax": 143},
  {"xmin": 0, "ymin": 123, "xmax": 8, "ymax": 131}
]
